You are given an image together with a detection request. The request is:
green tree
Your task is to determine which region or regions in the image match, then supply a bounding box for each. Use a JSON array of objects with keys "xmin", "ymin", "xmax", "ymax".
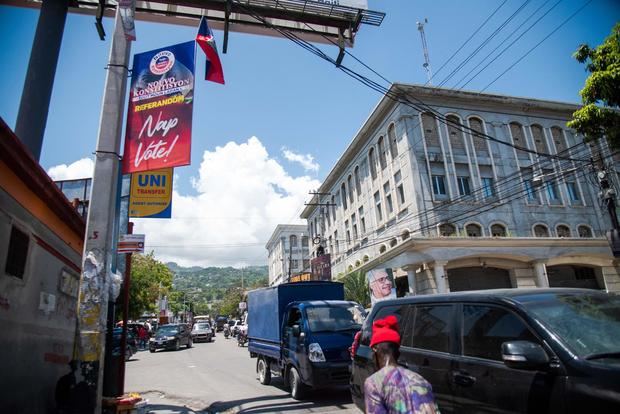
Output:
[
  {"xmin": 217, "ymin": 287, "xmax": 245, "ymax": 318},
  {"xmin": 126, "ymin": 252, "xmax": 173, "ymax": 319},
  {"xmin": 568, "ymin": 23, "xmax": 620, "ymax": 147},
  {"xmin": 343, "ymin": 271, "xmax": 370, "ymax": 308}
]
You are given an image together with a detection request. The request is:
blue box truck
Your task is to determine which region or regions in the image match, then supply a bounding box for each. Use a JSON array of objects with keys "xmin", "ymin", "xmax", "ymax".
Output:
[{"xmin": 247, "ymin": 281, "xmax": 365, "ymax": 399}]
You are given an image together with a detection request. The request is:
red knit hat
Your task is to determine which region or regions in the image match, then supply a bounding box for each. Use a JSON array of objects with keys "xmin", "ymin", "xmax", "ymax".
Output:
[{"xmin": 370, "ymin": 315, "xmax": 401, "ymax": 347}]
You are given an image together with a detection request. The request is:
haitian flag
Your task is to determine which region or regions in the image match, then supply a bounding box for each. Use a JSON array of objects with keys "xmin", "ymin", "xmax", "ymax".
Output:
[
  {"xmin": 196, "ymin": 17, "xmax": 225, "ymax": 84},
  {"xmin": 122, "ymin": 41, "xmax": 195, "ymax": 174}
]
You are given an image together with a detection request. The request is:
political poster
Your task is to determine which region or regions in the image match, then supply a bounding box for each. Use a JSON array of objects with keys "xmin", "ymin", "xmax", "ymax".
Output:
[
  {"xmin": 367, "ymin": 268, "xmax": 396, "ymax": 305},
  {"xmin": 129, "ymin": 168, "xmax": 173, "ymax": 218},
  {"xmin": 311, "ymin": 254, "xmax": 332, "ymax": 281},
  {"xmin": 123, "ymin": 41, "xmax": 195, "ymax": 174}
]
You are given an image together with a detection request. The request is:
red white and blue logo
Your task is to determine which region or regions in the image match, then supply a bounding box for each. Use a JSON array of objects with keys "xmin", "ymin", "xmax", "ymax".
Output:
[{"xmin": 150, "ymin": 50, "xmax": 175, "ymax": 75}]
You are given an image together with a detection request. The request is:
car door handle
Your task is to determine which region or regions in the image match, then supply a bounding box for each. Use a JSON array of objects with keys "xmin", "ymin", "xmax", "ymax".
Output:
[{"xmin": 452, "ymin": 371, "xmax": 476, "ymax": 387}]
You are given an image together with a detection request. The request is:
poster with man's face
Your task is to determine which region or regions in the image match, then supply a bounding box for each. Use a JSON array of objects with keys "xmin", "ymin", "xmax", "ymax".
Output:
[{"xmin": 367, "ymin": 269, "xmax": 396, "ymax": 305}]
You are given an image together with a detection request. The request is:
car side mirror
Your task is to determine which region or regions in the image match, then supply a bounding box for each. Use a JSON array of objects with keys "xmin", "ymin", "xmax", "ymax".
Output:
[
  {"xmin": 292, "ymin": 325, "xmax": 301, "ymax": 337},
  {"xmin": 502, "ymin": 340, "xmax": 549, "ymax": 370}
]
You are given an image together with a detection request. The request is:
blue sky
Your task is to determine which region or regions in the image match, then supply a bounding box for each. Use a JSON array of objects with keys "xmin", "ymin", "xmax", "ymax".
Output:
[{"xmin": 1, "ymin": 0, "xmax": 618, "ymax": 266}]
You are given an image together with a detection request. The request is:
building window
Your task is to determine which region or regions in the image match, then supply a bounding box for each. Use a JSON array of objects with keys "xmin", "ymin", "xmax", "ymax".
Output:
[
  {"xmin": 352, "ymin": 213, "xmax": 358, "ymax": 240},
  {"xmin": 331, "ymin": 196, "xmax": 336, "ymax": 222},
  {"xmin": 432, "ymin": 175, "xmax": 446, "ymax": 196},
  {"xmin": 525, "ymin": 179, "xmax": 538, "ymax": 202},
  {"xmin": 546, "ymin": 181, "xmax": 560, "ymax": 202},
  {"xmin": 469, "ymin": 117, "xmax": 487, "ymax": 154},
  {"xmin": 301, "ymin": 236, "xmax": 309, "ymax": 247},
  {"xmin": 422, "ymin": 112, "xmax": 441, "ymax": 148},
  {"xmin": 566, "ymin": 182, "xmax": 580, "ymax": 202},
  {"xmin": 482, "ymin": 177, "xmax": 495, "ymax": 198},
  {"xmin": 491, "ymin": 224, "xmax": 507, "ymax": 237},
  {"xmin": 359, "ymin": 207, "xmax": 366, "ymax": 234},
  {"xmin": 530, "ymin": 124, "xmax": 548, "ymax": 154},
  {"xmin": 466, "ymin": 223, "xmax": 482, "ymax": 237},
  {"xmin": 347, "ymin": 175, "xmax": 354, "ymax": 204},
  {"xmin": 394, "ymin": 170, "xmax": 405, "ymax": 205},
  {"xmin": 551, "ymin": 126, "xmax": 567, "ymax": 154},
  {"xmin": 5, "ymin": 226, "xmax": 29, "ymax": 279},
  {"xmin": 457, "ymin": 176, "xmax": 471, "ymax": 196},
  {"xmin": 291, "ymin": 260, "xmax": 299, "ymax": 269},
  {"xmin": 374, "ymin": 191, "xmax": 383, "ymax": 222},
  {"xmin": 388, "ymin": 124, "xmax": 399, "ymax": 158},
  {"xmin": 368, "ymin": 148, "xmax": 377, "ymax": 180},
  {"xmin": 439, "ymin": 223, "xmax": 456, "ymax": 237},
  {"xmin": 378, "ymin": 136, "xmax": 387, "ymax": 170},
  {"xmin": 384, "ymin": 182, "xmax": 394, "ymax": 214},
  {"xmin": 354, "ymin": 166, "xmax": 362, "ymax": 195},
  {"xmin": 510, "ymin": 122, "xmax": 530, "ymax": 159},
  {"xmin": 334, "ymin": 231, "xmax": 339, "ymax": 253},
  {"xmin": 534, "ymin": 224, "xmax": 550, "ymax": 237},
  {"xmin": 578, "ymin": 225, "xmax": 593, "ymax": 238},
  {"xmin": 557, "ymin": 225, "xmax": 571, "ymax": 238},
  {"xmin": 341, "ymin": 183, "xmax": 348, "ymax": 210},
  {"xmin": 290, "ymin": 235, "xmax": 297, "ymax": 247}
]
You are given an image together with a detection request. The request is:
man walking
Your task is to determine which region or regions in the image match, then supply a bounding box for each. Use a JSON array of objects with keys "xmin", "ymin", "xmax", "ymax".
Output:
[{"xmin": 364, "ymin": 315, "xmax": 439, "ymax": 413}]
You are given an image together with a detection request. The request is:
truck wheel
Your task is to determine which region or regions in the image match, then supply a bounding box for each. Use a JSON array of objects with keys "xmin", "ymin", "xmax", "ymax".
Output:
[
  {"xmin": 288, "ymin": 367, "xmax": 307, "ymax": 400},
  {"xmin": 257, "ymin": 357, "xmax": 271, "ymax": 385}
]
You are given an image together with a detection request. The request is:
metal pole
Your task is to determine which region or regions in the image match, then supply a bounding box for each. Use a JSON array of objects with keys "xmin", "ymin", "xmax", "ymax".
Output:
[
  {"xmin": 15, "ymin": 0, "xmax": 69, "ymax": 160},
  {"xmin": 74, "ymin": 6, "xmax": 132, "ymax": 413},
  {"xmin": 119, "ymin": 221, "xmax": 134, "ymax": 395}
]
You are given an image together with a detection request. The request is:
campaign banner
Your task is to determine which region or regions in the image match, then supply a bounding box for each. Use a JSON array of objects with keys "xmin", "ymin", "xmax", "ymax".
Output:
[
  {"xmin": 311, "ymin": 254, "xmax": 332, "ymax": 281},
  {"xmin": 367, "ymin": 269, "xmax": 396, "ymax": 305},
  {"xmin": 129, "ymin": 168, "xmax": 173, "ymax": 218},
  {"xmin": 123, "ymin": 41, "xmax": 195, "ymax": 174}
]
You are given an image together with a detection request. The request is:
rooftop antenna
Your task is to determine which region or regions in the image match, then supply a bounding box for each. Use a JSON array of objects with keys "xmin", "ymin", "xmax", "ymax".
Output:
[{"xmin": 417, "ymin": 18, "xmax": 433, "ymax": 85}]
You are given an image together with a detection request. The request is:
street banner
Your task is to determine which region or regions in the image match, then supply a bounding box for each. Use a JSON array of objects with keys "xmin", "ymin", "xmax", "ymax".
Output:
[
  {"xmin": 123, "ymin": 41, "xmax": 195, "ymax": 174},
  {"xmin": 311, "ymin": 254, "xmax": 332, "ymax": 281},
  {"xmin": 129, "ymin": 168, "xmax": 173, "ymax": 218},
  {"xmin": 118, "ymin": 234, "xmax": 145, "ymax": 254},
  {"xmin": 367, "ymin": 269, "xmax": 396, "ymax": 305},
  {"xmin": 196, "ymin": 17, "xmax": 225, "ymax": 84}
]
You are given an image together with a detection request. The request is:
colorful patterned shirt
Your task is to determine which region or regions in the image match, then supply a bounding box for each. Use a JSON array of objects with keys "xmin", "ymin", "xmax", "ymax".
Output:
[{"xmin": 364, "ymin": 365, "xmax": 439, "ymax": 414}]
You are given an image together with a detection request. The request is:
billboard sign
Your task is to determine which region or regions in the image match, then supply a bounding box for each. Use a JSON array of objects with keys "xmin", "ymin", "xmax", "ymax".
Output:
[
  {"xmin": 118, "ymin": 234, "xmax": 145, "ymax": 254},
  {"xmin": 123, "ymin": 41, "xmax": 195, "ymax": 174},
  {"xmin": 310, "ymin": 254, "xmax": 332, "ymax": 281},
  {"xmin": 367, "ymin": 268, "xmax": 396, "ymax": 305},
  {"xmin": 129, "ymin": 168, "xmax": 173, "ymax": 218}
]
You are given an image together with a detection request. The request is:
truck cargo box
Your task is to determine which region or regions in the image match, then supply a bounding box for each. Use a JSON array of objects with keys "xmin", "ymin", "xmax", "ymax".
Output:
[{"xmin": 247, "ymin": 281, "xmax": 344, "ymax": 345}]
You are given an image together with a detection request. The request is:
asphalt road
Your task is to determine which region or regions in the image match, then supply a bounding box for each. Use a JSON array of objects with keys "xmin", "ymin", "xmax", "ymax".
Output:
[{"xmin": 125, "ymin": 334, "xmax": 361, "ymax": 414}]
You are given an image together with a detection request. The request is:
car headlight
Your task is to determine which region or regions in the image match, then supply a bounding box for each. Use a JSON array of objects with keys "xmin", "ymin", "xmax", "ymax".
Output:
[
  {"xmin": 308, "ymin": 343, "xmax": 326, "ymax": 362},
  {"xmin": 166, "ymin": 336, "xmax": 176, "ymax": 340}
]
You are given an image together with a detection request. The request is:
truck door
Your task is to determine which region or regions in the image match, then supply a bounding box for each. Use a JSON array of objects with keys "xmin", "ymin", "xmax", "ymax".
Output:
[{"xmin": 282, "ymin": 307, "xmax": 304, "ymax": 370}]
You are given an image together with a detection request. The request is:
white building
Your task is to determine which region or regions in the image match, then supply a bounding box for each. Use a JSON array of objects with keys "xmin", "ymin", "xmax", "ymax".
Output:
[
  {"xmin": 266, "ymin": 224, "xmax": 310, "ymax": 286},
  {"xmin": 301, "ymin": 84, "xmax": 620, "ymax": 294}
]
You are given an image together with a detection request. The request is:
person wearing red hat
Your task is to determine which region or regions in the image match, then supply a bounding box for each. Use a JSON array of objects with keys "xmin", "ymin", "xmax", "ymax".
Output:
[{"xmin": 364, "ymin": 316, "xmax": 439, "ymax": 413}]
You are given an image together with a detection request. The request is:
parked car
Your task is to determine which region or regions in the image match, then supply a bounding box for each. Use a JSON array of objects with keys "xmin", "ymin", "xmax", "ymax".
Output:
[
  {"xmin": 149, "ymin": 323, "xmax": 192, "ymax": 352},
  {"xmin": 191, "ymin": 322, "xmax": 214, "ymax": 343},
  {"xmin": 112, "ymin": 327, "xmax": 138, "ymax": 360},
  {"xmin": 350, "ymin": 288, "xmax": 620, "ymax": 413}
]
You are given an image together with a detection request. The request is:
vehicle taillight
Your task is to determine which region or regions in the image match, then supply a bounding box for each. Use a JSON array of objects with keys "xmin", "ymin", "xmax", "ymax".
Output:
[{"xmin": 349, "ymin": 331, "xmax": 361, "ymax": 359}]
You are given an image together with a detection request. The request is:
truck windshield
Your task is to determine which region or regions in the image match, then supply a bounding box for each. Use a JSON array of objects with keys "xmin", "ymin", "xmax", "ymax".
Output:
[
  {"xmin": 519, "ymin": 292, "xmax": 620, "ymax": 359},
  {"xmin": 305, "ymin": 305, "xmax": 365, "ymax": 333}
]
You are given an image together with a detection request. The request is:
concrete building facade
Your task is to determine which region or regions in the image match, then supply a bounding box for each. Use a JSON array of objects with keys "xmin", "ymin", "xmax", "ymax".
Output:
[
  {"xmin": 301, "ymin": 84, "xmax": 620, "ymax": 294},
  {"xmin": 266, "ymin": 224, "xmax": 310, "ymax": 286}
]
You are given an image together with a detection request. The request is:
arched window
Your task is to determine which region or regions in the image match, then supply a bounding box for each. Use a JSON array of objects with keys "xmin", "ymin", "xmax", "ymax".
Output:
[
  {"xmin": 421, "ymin": 112, "xmax": 440, "ymax": 148},
  {"xmin": 446, "ymin": 115, "xmax": 466, "ymax": 153},
  {"xmin": 388, "ymin": 124, "xmax": 398, "ymax": 158},
  {"xmin": 531, "ymin": 124, "xmax": 548, "ymax": 154},
  {"xmin": 534, "ymin": 224, "xmax": 550, "ymax": 237},
  {"xmin": 550, "ymin": 126, "xmax": 567, "ymax": 154},
  {"xmin": 354, "ymin": 166, "xmax": 362, "ymax": 195},
  {"xmin": 510, "ymin": 122, "xmax": 530, "ymax": 159},
  {"xmin": 379, "ymin": 245, "xmax": 387, "ymax": 254},
  {"xmin": 341, "ymin": 182, "xmax": 348, "ymax": 210},
  {"xmin": 556, "ymin": 225, "xmax": 571, "ymax": 238},
  {"xmin": 368, "ymin": 148, "xmax": 377, "ymax": 180},
  {"xmin": 389, "ymin": 238, "xmax": 397, "ymax": 248},
  {"xmin": 290, "ymin": 235, "xmax": 298, "ymax": 247},
  {"xmin": 378, "ymin": 136, "xmax": 387, "ymax": 170},
  {"xmin": 491, "ymin": 224, "xmax": 507, "ymax": 237},
  {"xmin": 466, "ymin": 223, "xmax": 482, "ymax": 237},
  {"xmin": 469, "ymin": 117, "xmax": 487, "ymax": 154},
  {"xmin": 578, "ymin": 225, "xmax": 593, "ymax": 238},
  {"xmin": 401, "ymin": 229, "xmax": 411, "ymax": 240},
  {"xmin": 439, "ymin": 223, "xmax": 456, "ymax": 237},
  {"xmin": 347, "ymin": 175, "xmax": 354, "ymax": 204},
  {"xmin": 363, "ymin": 255, "xmax": 370, "ymax": 263}
]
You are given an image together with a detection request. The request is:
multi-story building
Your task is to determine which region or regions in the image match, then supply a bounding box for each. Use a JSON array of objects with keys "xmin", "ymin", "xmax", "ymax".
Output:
[
  {"xmin": 266, "ymin": 224, "xmax": 310, "ymax": 286},
  {"xmin": 301, "ymin": 84, "xmax": 620, "ymax": 294}
]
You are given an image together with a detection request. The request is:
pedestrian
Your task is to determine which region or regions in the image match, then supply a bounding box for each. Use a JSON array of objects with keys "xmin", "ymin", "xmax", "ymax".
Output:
[
  {"xmin": 364, "ymin": 315, "xmax": 439, "ymax": 414},
  {"xmin": 137, "ymin": 324, "xmax": 148, "ymax": 350}
]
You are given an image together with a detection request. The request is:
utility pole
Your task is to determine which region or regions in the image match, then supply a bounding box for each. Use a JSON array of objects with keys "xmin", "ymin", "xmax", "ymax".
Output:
[
  {"xmin": 595, "ymin": 161, "xmax": 620, "ymax": 257},
  {"xmin": 74, "ymin": 6, "xmax": 133, "ymax": 413},
  {"xmin": 417, "ymin": 18, "xmax": 433, "ymax": 85}
]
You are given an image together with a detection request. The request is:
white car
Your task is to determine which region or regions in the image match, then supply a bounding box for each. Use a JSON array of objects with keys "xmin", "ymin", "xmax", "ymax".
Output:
[{"xmin": 191, "ymin": 322, "xmax": 213, "ymax": 343}]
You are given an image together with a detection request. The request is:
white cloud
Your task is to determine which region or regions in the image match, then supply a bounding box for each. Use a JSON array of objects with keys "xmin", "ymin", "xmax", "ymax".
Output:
[
  {"xmin": 135, "ymin": 137, "xmax": 320, "ymax": 267},
  {"xmin": 282, "ymin": 148, "xmax": 319, "ymax": 172},
  {"xmin": 47, "ymin": 157, "xmax": 94, "ymax": 180}
]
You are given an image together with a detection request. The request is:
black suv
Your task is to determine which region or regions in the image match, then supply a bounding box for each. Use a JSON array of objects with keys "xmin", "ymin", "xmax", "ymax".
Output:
[
  {"xmin": 350, "ymin": 288, "xmax": 620, "ymax": 413},
  {"xmin": 149, "ymin": 323, "xmax": 192, "ymax": 352}
]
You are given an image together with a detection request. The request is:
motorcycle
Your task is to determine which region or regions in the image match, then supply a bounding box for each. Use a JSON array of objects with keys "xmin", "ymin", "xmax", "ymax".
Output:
[
  {"xmin": 223, "ymin": 325, "xmax": 230, "ymax": 339},
  {"xmin": 237, "ymin": 331, "xmax": 247, "ymax": 347}
]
